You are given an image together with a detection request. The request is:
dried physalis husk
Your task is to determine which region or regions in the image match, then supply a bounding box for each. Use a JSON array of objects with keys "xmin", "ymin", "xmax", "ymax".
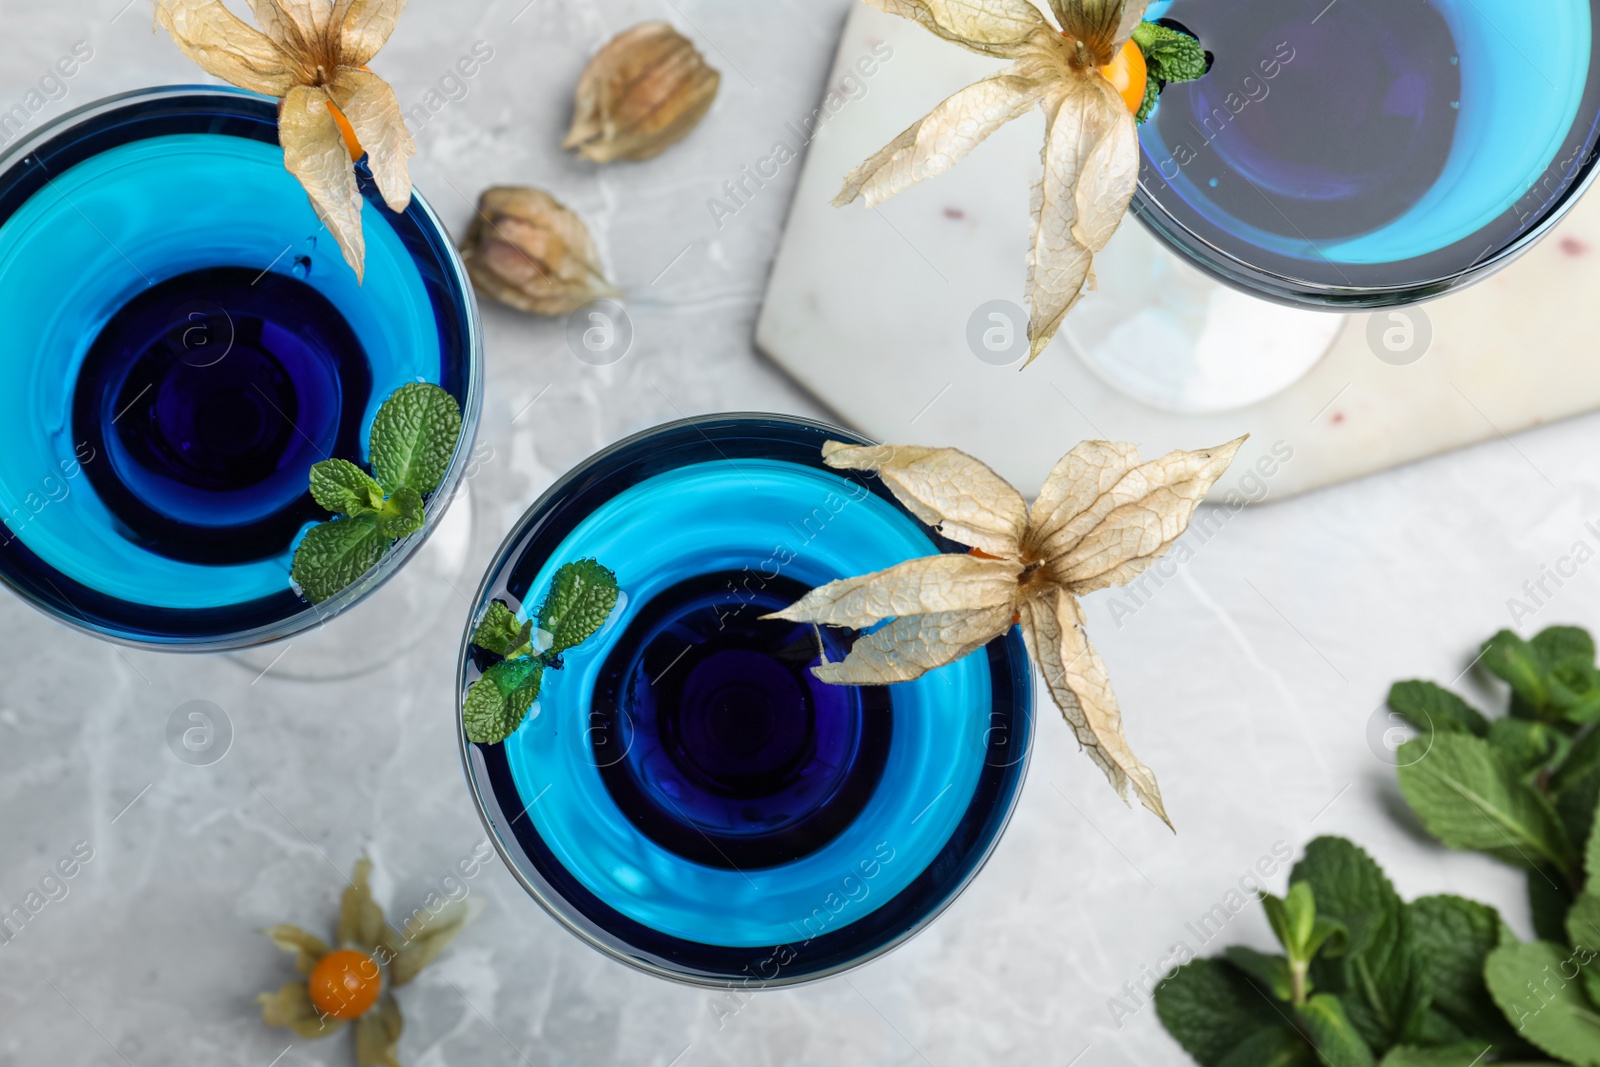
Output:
[
  {"xmin": 460, "ymin": 186, "xmax": 620, "ymax": 317},
  {"xmin": 563, "ymin": 21, "xmax": 721, "ymax": 163}
]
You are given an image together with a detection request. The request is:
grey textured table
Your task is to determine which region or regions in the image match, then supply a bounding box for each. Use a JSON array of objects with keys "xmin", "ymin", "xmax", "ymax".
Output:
[{"xmin": 0, "ymin": 2, "xmax": 1589, "ymax": 1065}]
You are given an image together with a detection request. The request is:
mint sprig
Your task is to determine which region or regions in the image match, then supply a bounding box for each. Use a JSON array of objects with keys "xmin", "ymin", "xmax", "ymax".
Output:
[
  {"xmin": 290, "ymin": 382, "xmax": 464, "ymax": 604},
  {"xmin": 462, "ymin": 559, "xmax": 620, "ymax": 746},
  {"xmin": 1131, "ymin": 22, "xmax": 1208, "ymax": 124},
  {"xmin": 1155, "ymin": 624, "xmax": 1600, "ymax": 1066}
]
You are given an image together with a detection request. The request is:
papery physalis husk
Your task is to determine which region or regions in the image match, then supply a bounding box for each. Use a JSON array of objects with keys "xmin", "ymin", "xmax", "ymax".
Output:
[
  {"xmin": 835, "ymin": 0, "xmax": 1151, "ymax": 365},
  {"xmin": 767, "ymin": 434, "xmax": 1246, "ymax": 829},
  {"xmin": 459, "ymin": 186, "xmax": 621, "ymax": 316},
  {"xmin": 154, "ymin": 0, "xmax": 418, "ymax": 282},
  {"xmin": 257, "ymin": 858, "xmax": 482, "ymax": 1067},
  {"xmin": 564, "ymin": 21, "xmax": 722, "ymax": 163}
]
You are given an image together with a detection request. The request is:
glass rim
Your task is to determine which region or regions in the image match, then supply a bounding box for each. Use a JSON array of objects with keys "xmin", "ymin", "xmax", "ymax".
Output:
[
  {"xmin": 0, "ymin": 84, "xmax": 485, "ymax": 653},
  {"xmin": 455, "ymin": 412, "xmax": 1036, "ymax": 988}
]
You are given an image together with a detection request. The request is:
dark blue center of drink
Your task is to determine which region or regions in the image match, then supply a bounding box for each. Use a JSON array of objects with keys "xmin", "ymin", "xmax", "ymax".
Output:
[
  {"xmin": 1154, "ymin": 0, "xmax": 1460, "ymax": 240},
  {"xmin": 592, "ymin": 572, "xmax": 891, "ymax": 870},
  {"xmin": 73, "ymin": 267, "xmax": 372, "ymax": 564}
]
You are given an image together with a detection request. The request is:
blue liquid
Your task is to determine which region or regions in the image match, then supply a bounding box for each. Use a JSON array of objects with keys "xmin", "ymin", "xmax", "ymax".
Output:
[
  {"xmin": 592, "ymin": 571, "xmax": 893, "ymax": 870},
  {"xmin": 1141, "ymin": 0, "xmax": 1600, "ymax": 292},
  {"xmin": 462, "ymin": 417, "xmax": 1032, "ymax": 984},
  {"xmin": 73, "ymin": 268, "xmax": 372, "ymax": 563},
  {"xmin": 0, "ymin": 90, "xmax": 476, "ymax": 644}
]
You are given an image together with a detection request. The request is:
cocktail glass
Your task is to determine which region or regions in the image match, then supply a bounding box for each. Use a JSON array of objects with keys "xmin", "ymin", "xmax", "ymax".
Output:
[
  {"xmin": 1072, "ymin": 0, "xmax": 1600, "ymax": 410},
  {"xmin": 0, "ymin": 86, "xmax": 482, "ymax": 652},
  {"xmin": 458, "ymin": 414, "xmax": 1033, "ymax": 986}
]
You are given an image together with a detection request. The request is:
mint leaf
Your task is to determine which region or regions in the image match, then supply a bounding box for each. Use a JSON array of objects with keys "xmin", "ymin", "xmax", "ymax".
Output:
[
  {"xmin": 291, "ymin": 516, "xmax": 386, "ymax": 603},
  {"xmin": 1484, "ymin": 941, "xmax": 1600, "ymax": 1066},
  {"xmin": 1555, "ymin": 726, "xmax": 1600, "ymax": 793},
  {"xmin": 310, "ymin": 459, "xmax": 384, "ymax": 516},
  {"xmin": 1132, "ymin": 22, "xmax": 1208, "ymax": 83},
  {"xmin": 376, "ymin": 487, "xmax": 425, "ymax": 540},
  {"xmin": 1376, "ymin": 1046, "xmax": 1495, "ymax": 1067},
  {"xmin": 1408, "ymin": 896, "xmax": 1521, "ymax": 1051},
  {"xmin": 1486, "ymin": 717, "xmax": 1568, "ymax": 776},
  {"xmin": 1262, "ymin": 891, "xmax": 1300, "ymax": 958},
  {"xmin": 1223, "ymin": 946, "xmax": 1294, "ymax": 1002},
  {"xmin": 1396, "ymin": 733, "xmax": 1574, "ymax": 876},
  {"xmin": 1292, "ymin": 838, "xmax": 1427, "ymax": 1051},
  {"xmin": 484, "ymin": 656, "xmax": 543, "ymax": 697},
  {"xmin": 1296, "ymin": 994, "xmax": 1374, "ymax": 1067},
  {"xmin": 1386, "ymin": 681, "xmax": 1489, "ymax": 738},
  {"xmin": 1550, "ymin": 662, "xmax": 1600, "ymax": 725},
  {"xmin": 1481, "ymin": 630, "xmax": 1549, "ymax": 713},
  {"xmin": 462, "ymin": 661, "xmax": 544, "ymax": 745},
  {"xmin": 370, "ymin": 382, "xmax": 463, "ymax": 496},
  {"xmin": 1154, "ymin": 959, "xmax": 1285, "ymax": 1067},
  {"xmin": 1568, "ymin": 891, "xmax": 1600, "ymax": 953},
  {"xmin": 471, "ymin": 601, "xmax": 531, "ymax": 657},
  {"xmin": 1556, "ymin": 765, "xmax": 1600, "ymax": 859},
  {"xmin": 1217, "ymin": 1027, "xmax": 1315, "ymax": 1067},
  {"xmin": 1585, "ymin": 790, "xmax": 1600, "ymax": 882},
  {"xmin": 463, "ymin": 677, "xmax": 517, "ymax": 745},
  {"xmin": 1135, "ymin": 72, "xmax": 1160, "ymax": 124},
  {"xmin": 1534, "ymin": 625, "xmax": 1596, "ymax": 671},
  {"xmin": 1528, "ymin": 866, "xmax": 1574, "ymax": 943},
  {"xmin": 1568, "ymin": 894, "xmax": 1600, "ymax": 1005},
  {"xmin": 538, "ymin": 559, "xmax": 619, "ymax": 654},
  {"xmin": 506, "ymin": 680, "xmax": 539, "ymax": 724}
]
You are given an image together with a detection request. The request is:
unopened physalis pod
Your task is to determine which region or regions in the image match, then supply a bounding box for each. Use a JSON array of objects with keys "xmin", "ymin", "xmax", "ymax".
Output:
[
  {"xmin": 155, "ymin": 0, "xmax": 419, "ymax": 282},
  {"xmin": 768, "ymin": 435, "xmax": 1246, "ymax": 829}
]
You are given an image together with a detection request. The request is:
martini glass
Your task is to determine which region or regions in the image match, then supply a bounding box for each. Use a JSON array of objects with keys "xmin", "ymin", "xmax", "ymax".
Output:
[
  {"xmin": 0, "ymin": 87, "xmax": 482, "ymax": 651},
  {"xmin": 458, "ymin": 414, "xmax": 1033, "ymax": 986},
  {"xmin": 1070, "ymin": 0, "xmax": 1600, "ymax": 410}
]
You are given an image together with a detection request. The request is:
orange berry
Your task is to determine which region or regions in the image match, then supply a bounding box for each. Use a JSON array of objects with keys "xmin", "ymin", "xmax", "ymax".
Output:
[
  {"xmin": 325, "ymin": 101, "xmax": 364, "ymax": 162},
  {"xmin": 307, "ymin": 949, "xmax": 381, "ymax": 1020},
  {"xmin": 1099, "ymin": 39, "xmax": 1148, "ymax": 116}
]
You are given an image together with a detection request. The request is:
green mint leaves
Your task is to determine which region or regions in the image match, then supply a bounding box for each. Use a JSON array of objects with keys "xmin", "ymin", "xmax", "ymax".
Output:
[
  {"xmin": 310, "ymin": 459, "xmax": 385, "ymax": 515},
  {"xmin": 371, "ymin": 382, "xmax": 463, "ymax": 497},
  {"xmin": 1158, "ymin": 625, "xmax": 1600, "ymax": 1066},
  {"xmin": 1131, "ymin": 21, "xmax": 1208, "ymax": 124},
  {"xmin": 470, "ymin": 600, "xmax": 533, "ymax": 658},
  {"xmin": 290, "ymin": 382, "xmax": 464, "ymax": 604},
  {"xmin": 461, "ymin": 559, "xmax": 619, "ymax": 746},
  {"xmin": 538, "ymin": 559, "xmax": 621, "ymax": 654},
  {"xmin": 1486, "ymin": 942, "xmax": 1600, "ymax": 1066},
  {"xmin": 1157, "ymin": 838, "xmax": 1515, "ymax": 1066},
  {"xmin": 291, "ymin": 515, "xmax": 387, "ymax": 604}
]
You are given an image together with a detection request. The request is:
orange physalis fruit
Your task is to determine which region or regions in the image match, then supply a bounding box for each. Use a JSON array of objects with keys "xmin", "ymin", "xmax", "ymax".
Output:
[
  {"xmin": 307, "ymin": 948, "xmax": 381, "ymax": 1020},
  {"xmin": 1100, "ymin": 39, "xmax": 1148, "ymax": 116},
  {"xmin": 326, "ymin": 101, "xmax": 364, "ymax": 162}
]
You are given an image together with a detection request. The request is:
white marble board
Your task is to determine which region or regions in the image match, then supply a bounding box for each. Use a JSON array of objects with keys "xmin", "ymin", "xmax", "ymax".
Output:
[{"xmin": 757, "ymin": 4, "xmax": 1600, "ymax": 502}]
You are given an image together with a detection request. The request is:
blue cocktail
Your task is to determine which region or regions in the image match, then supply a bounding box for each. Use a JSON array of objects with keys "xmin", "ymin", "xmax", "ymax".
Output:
[
  {"xmin": 1136, "ymin": 0, "xmax": 1600, "ymax": 305},
  {"xmin": 0, "ymin": 88, "xmax": 480, "ymax": 648},
  {"xmin": 458, "ymin": 415, "xmax": 1033, "ymax": 986}
]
